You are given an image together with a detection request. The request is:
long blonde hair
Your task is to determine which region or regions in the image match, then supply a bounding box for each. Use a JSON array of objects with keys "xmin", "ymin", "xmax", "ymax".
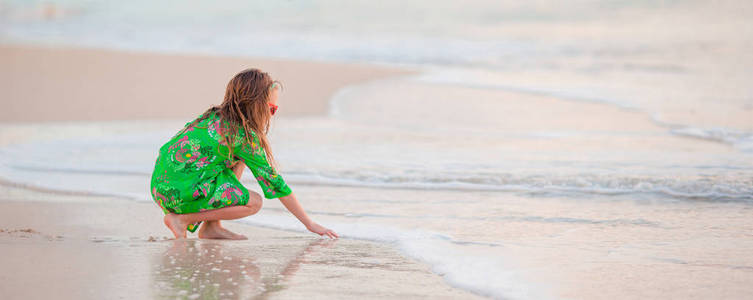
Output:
[{"xmin": 189, "ymin": 68, "xmax": 281, "ymax": 168}]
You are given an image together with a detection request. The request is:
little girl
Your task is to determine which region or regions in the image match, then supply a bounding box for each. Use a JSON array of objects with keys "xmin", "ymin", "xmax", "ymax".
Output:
[{"xmin": 150, "ymin": 68, "xmax": 338, "ymax": 240}]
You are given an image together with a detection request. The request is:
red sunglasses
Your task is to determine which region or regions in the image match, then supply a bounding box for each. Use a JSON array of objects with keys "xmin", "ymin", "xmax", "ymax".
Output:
[{"xmin": 268, "ymin": 102, "xmax": 278, "ymax": 115}]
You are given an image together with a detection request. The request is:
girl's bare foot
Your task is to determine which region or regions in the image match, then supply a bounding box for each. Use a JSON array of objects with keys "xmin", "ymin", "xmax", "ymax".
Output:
[
  {"xmin": 163, "ymin": 214, "xmax": 187, "ymax": 239},
  {"xmin": 198, "ymin": 222, "xmax": 247, "ymax": 240}
]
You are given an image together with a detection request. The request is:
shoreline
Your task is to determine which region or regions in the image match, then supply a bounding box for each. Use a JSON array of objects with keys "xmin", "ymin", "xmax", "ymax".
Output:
[
  {"xmin": 0, "ymin": 44, "xmax": 485, "ymax": 299},
  {"xmin": 0, "ymin": 183, "xmax": 484, "ymax": 299},
  {"xmin": 3, "ymin": 42, "xmax": 753, "ymax": 299}
]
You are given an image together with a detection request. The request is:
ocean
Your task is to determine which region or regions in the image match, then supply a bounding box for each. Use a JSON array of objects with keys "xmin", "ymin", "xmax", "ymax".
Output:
[{"xmin": 1, "ymin": 1, "xmax": 752, "ymax": 299}]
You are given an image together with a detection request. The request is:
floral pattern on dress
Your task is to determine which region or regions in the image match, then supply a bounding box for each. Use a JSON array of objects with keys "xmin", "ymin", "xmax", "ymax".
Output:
[
  {"xmin": 191, "ymin": 180, "xmax": 213, "ymax": 200},
  {"xmin": 207, "ymin": 182, "xmax": 247, "ymax": 208},
  {"xmin": 166, "ymin": 136, "xmax": 217, "ymax": 173},
  {"xmin": 208, "ymin": 118, "xmax": 245, "ymax": 147},
  {"xmin": 150, "ymin": 110, "xmax": 292, "ymax": 233},
  {"xmin": 152, "ymin": 185, "xmax": 181, "ymax": 214}
]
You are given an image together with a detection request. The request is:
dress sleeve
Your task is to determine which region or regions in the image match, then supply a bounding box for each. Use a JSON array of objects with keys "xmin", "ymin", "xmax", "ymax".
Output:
[{"xmin": 232, "ymin": 129, "xmax": 292, "ymax": 199}]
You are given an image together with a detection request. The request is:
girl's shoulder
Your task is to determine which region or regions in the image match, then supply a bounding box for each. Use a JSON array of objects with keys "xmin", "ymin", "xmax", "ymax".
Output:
[{"xmin": 179, "ymin": 110, "xmax": 216, "ymax": 129}]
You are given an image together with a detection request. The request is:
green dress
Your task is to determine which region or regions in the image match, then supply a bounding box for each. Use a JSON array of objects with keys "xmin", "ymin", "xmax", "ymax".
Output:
[{"xmin": 150, "ymin": 110, "xmax": 292, "ymax": 233}]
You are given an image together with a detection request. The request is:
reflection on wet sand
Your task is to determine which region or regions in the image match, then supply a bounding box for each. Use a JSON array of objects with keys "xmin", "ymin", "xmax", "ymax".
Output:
[{"xmin": 151, "ymin": 238, "xmax": 337, "ymax": 299}]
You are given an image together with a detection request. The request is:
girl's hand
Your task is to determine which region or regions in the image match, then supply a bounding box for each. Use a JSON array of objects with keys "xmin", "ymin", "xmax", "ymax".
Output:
[{"xmin": 307, "ymin": 222, "xmax": 339, "ymax": 239}]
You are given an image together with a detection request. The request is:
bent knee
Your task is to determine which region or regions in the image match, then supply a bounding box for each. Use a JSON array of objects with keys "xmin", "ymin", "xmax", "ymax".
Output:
[{"xmin": 245, "ymin": 191, "xmax": 263, "ymax": 213}]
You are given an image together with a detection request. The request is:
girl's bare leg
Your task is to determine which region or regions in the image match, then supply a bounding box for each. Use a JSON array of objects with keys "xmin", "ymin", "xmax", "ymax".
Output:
[
  {"xmin": 163, "ymin": 162, "xmax": 261, "ymax": 240},
  {"xmin": 231, "ymin": 160, "xmax": 245, "ymax": 180},
  {"xmin": 198, "ymin": 161, "xmax": 249, "ymax": 239}
]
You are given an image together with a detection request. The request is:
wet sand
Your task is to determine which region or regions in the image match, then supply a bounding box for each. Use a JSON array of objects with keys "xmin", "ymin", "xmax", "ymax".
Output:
[{"xmin": 0, "ymin": 183, "xmax": 483, "ymax": 299}]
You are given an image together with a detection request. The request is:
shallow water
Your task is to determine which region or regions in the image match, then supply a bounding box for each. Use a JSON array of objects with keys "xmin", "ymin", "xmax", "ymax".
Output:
[
  {"xmin": 2, "ymin": 0, "xmax": 753, "ymax": 298},
  {"xmin": 1, "ymin": 77, "xmax": 751, "ymax": 298}
]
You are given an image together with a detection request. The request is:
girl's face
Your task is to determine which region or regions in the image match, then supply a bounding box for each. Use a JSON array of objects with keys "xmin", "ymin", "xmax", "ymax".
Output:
[
  {"xmin": 268, "ymin": 85, "xmax": 279, "ymax": 106},
  {"xmin": 268, "ymin": 85, "xmax": 280, "ymax": 116}
]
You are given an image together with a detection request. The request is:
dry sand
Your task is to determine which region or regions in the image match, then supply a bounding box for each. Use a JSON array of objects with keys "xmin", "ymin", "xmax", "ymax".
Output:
[
  {"xmin": 0, "ymin": 44, "xmax": 411, "ymax": 121},
  {"xmin": 0, "ymin": 45, "xmax": 479, "ymax": 299}
]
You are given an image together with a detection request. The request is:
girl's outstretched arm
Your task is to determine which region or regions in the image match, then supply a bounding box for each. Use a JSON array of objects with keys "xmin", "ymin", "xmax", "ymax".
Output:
[{"xmin": 279, "ymin": 193, "xmax": 339, "ymax": 239}]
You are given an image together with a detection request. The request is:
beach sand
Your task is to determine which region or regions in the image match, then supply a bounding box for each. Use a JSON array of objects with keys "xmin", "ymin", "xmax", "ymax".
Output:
[
  {"xmin": 0, "ymin": 184, "xmax": 482, "ymax": 299},
  {"xmin": 0, "ymin": 44, "xmax": 411, "ymax": 121},
  {"xmin": 0, "ymin": 45, "xmax": 480, "ymax": 299}
]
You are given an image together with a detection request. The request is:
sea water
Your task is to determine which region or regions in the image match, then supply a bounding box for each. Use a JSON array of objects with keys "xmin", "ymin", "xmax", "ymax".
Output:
[{"xmin": 1, "ymin": 1, "xmax": 752, "ymax": 299}]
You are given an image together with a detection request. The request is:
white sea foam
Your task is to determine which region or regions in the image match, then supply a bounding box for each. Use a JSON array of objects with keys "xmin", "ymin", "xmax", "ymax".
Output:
[
  {"xmin": 238, "ymin": 212, "xmax": 551, "ymax": 300},
  {"xmin": 281, "ymin": 171, "xmax": 753, "ymax": 202},
  {"xmin": 669, "ymin": 127, "xmax": 753, "ymax": 153},
  {"xmin": 1, "ymin": 134, "xmax": 751, "ymax": 203}
]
